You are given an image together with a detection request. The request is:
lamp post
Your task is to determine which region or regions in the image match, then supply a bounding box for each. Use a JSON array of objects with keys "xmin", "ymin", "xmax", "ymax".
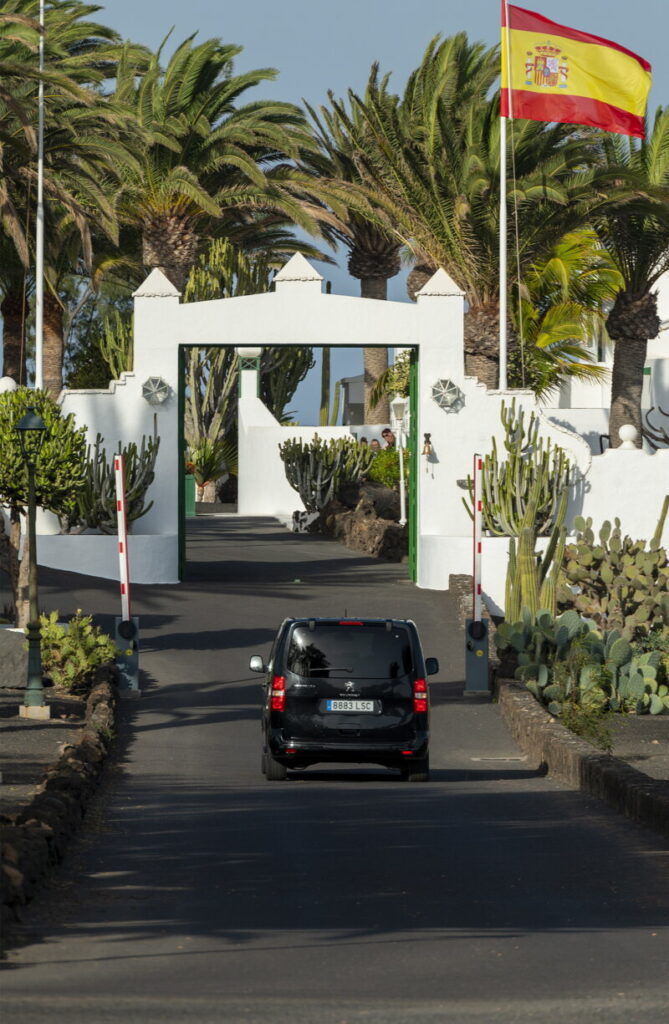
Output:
[
  {"xmin": 390, "ymin": 393, "xmax": 408, "ymax": 527},
  {"xmin": 16, "ymin": 406, "xmax": 49, "ymax": 719}
]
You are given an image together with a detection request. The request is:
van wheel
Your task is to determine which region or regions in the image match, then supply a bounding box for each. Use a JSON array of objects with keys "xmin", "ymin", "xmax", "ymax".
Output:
[
  {"xmin": 265, "ymin": 753, "xmax": 288, "ymax": 781},
  {"xmin": 402, "ymin": 755, "xmax": 429, "ymax": 782}
]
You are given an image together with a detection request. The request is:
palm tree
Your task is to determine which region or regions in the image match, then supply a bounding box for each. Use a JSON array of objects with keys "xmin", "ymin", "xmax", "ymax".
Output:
[
  {"xmin": 592, "ymin": 107, "xmax": 669, "ymax": 446},
  {"xmin": 337, "ymin": 35, "xmax": 601, "ymax": 388},
  {"xmin": 115, "ymin": 34, "xmax": 326, "ymax": 293},
  {"xmin": 510, "ymin": 230, "xmax": 622, "ymax": 396},
  {"xmin": 0, "ymin": 3, "xmax": 147, "ymax": 391},
  {"xmin": 303, "ymin": 86, "xmax": 404, "ymax": 423}
]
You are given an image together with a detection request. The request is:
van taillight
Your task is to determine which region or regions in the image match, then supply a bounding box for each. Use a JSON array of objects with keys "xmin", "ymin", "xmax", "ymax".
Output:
[
  {"xmin": 413, "ymin": 678, "xmax": 427, "ymax": 713},
  {"xmin": 271, "ymin": 675, "xmax": 286, "ymax": 711}
]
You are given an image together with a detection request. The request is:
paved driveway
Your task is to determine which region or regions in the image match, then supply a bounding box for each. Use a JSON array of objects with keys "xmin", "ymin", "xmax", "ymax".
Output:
[{"xmin": 3, "ymin": 517, "xmax": 669, "ymax": 1023}]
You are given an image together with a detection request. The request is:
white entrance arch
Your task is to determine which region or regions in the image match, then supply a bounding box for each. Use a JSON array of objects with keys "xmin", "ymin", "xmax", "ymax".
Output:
[{"xmin": 46, "ymin": 250, "xmax": 655, "ymax": 611}]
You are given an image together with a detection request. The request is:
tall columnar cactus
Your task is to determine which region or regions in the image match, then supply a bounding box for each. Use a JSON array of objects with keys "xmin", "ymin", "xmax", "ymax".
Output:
[
  {"xmin": 504, "ymin": 477, "xmax": 568, "ymax": 619},
  {"xmin": 279, "ymin": 435, "xmax": 375, "ymax": 514},
  {"xmin": 558, "ymin": 513, "xmax": 669, "ymax": 639},
  {"xmin": 62, "ymin": 430, "xmax": 160, "ymax": 534},
  {"xmin": 464, "ymin": 398, "xmax": 574, "ymax": 536}
]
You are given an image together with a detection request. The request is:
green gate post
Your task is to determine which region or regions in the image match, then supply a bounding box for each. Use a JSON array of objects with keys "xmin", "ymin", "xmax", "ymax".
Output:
[
  {"xmin": 178, "ymin": 345, "xmax": 186, "ymax": 581},
  {"xmin": 184, "ymin": 474, "xmax": 196, "ymax": 517},
  {"xmin": 408, "ymin": 351, "xmax": 418, "ymax": 582}
]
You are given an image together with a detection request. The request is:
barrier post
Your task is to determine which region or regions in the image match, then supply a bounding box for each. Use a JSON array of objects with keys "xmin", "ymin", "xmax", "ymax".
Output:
[
  {"xmin": 465, "ymin": 453, "xmax": 489, "ymax": 693},
  {"xmin": 114, "ymin": 455, "xmax": 140, "ymax": 696}
]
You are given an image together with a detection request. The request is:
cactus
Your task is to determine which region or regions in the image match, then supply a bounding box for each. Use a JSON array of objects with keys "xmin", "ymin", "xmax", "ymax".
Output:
[
  {"xmin": 504, "ymin": 476, "xmax": 568, "ymax": 619},
  {"xmin": 63, "ymin": 429, "xmax": 160, "ymax": 534},
  {"xmin": 558, "ymin": 512, "xmax": 669, "ymax": 640},
  {"xmin": 279, "ymin": 435, "xmax": 375, "ymax": 514},
  {"xmin": 463, "ymin": 398, "xmax": 575, "ymax": 536},
  {"xmin": 495, "ymin": 609, "xmax": 669, "ymax": 716}
]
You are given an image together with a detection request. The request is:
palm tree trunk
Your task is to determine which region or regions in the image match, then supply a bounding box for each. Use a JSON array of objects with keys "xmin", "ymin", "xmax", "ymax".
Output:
[
  {"xmin": 361, "ymin": 277, "xmax": 390, "ymax": 423},
  {"xmin": 42, "ymin": 291, "xmax": 64, "ymax": 398},
  {"xmin": 7, "ymin": 513, "xmax": 28, "ymax": 628},
  {"xmin": 606, "ymin": 290, "xmax": 659, "ymax": 449},
  {"xmin": 608, "ymin": 338, "xmax": 648, "ymax": 448},
  {"xmin": 1, "ymin": 285, "xmax": 28, "ymax": 383},
  {"xmin": 464, "ymin": 304, "xmax": 503, "ymax": 389},
  {"xmin": 142, "ymin": 213, "xmax": 199, "ymax": 293}
]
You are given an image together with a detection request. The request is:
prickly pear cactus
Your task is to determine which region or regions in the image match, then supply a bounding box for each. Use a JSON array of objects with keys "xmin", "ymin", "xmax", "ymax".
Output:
[
  {"xmin": 496, "ymin": 610, "xmax": 669, "ymax": 717},
  {"xmin": 558, "ymin": 514, "xmax": 669, "ymax": 640}
]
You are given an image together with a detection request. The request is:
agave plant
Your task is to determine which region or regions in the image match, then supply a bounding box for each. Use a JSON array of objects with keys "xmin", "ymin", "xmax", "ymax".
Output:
[{"xmin": 188, "ymin": 437, "xmax": 236, "ymax": 500}]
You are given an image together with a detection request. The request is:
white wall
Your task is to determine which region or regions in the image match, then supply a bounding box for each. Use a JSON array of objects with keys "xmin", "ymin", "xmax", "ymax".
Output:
[{"xmin": 36, "ymin": 533, "xmax": 178, "ymax": 584}]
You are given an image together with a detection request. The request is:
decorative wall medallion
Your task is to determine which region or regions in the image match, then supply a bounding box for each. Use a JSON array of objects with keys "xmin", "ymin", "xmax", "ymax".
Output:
[
  {"xmin": 141, "ymin": 376, "xmax": 172, "ymax": 406},
  {"xmin": 431, "ymin": 378, "xmax": 464, "ymax": 412}
]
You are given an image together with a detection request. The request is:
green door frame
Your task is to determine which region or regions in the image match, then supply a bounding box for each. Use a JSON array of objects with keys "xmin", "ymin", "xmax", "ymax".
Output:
[
  {"xmin": 178, "ymin": 345, "xmax": 186, "ymax": 581},
  {"xmin": 408, "ymin": 349, "xmax": 418, "ymax": 582}
]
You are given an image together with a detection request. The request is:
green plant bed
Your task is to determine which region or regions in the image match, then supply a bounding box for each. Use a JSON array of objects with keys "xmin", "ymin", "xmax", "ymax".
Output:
[{"xmin": 496, "ymin": 608, "xmax": 669, "ymax": 725}]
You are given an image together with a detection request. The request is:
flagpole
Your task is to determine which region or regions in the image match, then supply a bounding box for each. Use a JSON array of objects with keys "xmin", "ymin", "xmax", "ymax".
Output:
[
  {"xmin": 499, "ymin": 114, "xmax": 507, "ymax": 391},
  {"xmin": 34, "ymin": 0, "xmax": 45, "ymax": 391},
  {"xmin": 499, "ymin": 0, "xmax": 511, "ymax": 392}
]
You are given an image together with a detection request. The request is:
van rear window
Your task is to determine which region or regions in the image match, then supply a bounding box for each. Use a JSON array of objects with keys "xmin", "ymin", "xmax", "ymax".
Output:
[{"xmin": 286, "ymin": 624, "xmax": 413, "ymax": 680}]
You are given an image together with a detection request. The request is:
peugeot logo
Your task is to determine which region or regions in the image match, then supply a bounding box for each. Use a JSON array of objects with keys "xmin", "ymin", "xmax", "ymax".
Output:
[{"xmin": 345, "ymin": 681, "xmax": 355, "ymax": 692}]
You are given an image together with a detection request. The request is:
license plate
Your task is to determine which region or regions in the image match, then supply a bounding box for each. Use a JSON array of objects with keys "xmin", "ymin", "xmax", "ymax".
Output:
[{"xmin": 326, "ymin": 699, "xmax": 375, "ymax": 712}]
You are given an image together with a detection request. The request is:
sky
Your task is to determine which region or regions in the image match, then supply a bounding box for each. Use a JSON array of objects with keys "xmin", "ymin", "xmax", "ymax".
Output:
[{"xmin": 100, "ymin": 0, "xmax": 668, "ymax": 423}]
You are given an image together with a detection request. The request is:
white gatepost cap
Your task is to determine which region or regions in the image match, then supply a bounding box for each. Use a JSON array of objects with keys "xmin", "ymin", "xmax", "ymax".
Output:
[
  {"xmin": 132, "ymin": 269, "xmax": 181, "ymax": 299},
  {"xmin": 274, "ymin": 253, "xmax": 323, "ymax": 292}
]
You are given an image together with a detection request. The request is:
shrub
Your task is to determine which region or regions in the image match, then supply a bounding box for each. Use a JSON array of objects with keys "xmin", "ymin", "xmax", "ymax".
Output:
[
  {"xmin": 365, "ymin": 448, "xmax": 407, "ymax": 490},
  {"xmin": 37, "ymin": 610, "xmax": 117, "ymax": 692}
]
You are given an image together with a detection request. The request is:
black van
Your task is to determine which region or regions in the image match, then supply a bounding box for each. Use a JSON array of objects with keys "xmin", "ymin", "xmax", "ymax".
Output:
[{"xmin": 250, "ymin": 617, "xmax": 439, "ymax": 781}]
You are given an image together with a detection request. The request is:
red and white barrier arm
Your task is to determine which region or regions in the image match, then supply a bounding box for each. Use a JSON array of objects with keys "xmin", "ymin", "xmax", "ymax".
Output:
[
  {"xmin": 472, "ymin": 453, "xmax": 483, "ymax": 623},
  {"xmin": 114, "ymin": 454, "xmax": 131, "ymax": 622}
]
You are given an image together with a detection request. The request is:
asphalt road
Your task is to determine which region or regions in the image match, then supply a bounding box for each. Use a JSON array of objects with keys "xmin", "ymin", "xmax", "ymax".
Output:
[{"xmin": 3, "ymin": 517, "xmax": 669, "ymax": 1024}]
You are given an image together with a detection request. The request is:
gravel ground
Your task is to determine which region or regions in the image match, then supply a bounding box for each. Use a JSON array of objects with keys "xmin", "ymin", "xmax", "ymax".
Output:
[{"xmin": 0, "ymin": 688, "xmax": 86, "ymax": 818}]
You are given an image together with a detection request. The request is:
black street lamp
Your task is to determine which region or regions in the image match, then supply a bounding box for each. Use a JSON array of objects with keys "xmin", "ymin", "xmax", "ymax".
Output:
[{"xmin": 16, "ymin": 406, "xmax": 48, "ymax": 717}]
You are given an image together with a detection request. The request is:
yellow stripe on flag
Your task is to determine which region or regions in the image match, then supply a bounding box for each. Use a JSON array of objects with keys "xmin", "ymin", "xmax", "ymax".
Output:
[{"xmin": 502, "ymin": 27, "xmax": 651, "ymax": 117}]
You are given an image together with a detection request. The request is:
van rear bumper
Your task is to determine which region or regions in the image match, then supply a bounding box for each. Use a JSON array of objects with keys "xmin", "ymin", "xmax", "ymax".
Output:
[{"xmin": 268, "ymin": 731, "xmax": 429, "ymax": 766}]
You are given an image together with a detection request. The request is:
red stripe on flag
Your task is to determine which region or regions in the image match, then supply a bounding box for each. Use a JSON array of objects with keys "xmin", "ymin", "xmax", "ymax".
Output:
[
  {"xmin": 502, "ymin": 3, "xmax": 651, "ymax": 69},
  {"xmin": 501, "ymin": 89, "xmax": 646, "ymax": 138}
]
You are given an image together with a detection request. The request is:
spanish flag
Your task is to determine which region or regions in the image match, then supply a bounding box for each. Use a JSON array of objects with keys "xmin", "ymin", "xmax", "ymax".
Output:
[{"xmin": 501, "ymin": 3, "xmax": 652, "ymax": 138}]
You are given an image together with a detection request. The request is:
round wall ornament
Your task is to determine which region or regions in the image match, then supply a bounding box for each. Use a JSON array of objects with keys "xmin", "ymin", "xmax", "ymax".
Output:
[
  {"xmin": 141, "ymin": 376, "xmax": 172, "ymax": 406},
  {"xmin": 431, "ymin": 378, "xmax": 464, "ymax": 412}
]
